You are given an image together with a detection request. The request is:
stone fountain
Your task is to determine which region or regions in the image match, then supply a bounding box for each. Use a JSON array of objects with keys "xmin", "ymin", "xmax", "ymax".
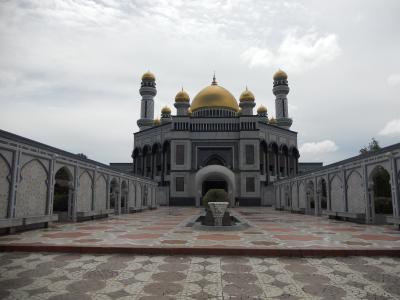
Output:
[{"xmin": 208, "ymin": 202, "xmax": 229, "ymax": 226}]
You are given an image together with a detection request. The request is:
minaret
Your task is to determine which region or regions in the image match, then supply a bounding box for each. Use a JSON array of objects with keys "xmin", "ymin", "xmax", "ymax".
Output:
[
  {"xmin": 239, "ymin": 86, "xmax": 256, "ymax": 115},
  {"xmin": 137, "ymin": 71, "xmax": 156, "ymax": 131},
  {"xmin": 174, "ymin": 88, "xmax": 190, "ymax": 116},
  {"xmin": 273, "ymin": 69, "xmax": 292, "ymax": 129}
]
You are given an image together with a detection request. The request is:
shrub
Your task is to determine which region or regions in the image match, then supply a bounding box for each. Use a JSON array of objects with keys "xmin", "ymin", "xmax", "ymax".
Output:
[{"xmin": 202, "ymin": 189, "xmax": 228, "ymax": 207}]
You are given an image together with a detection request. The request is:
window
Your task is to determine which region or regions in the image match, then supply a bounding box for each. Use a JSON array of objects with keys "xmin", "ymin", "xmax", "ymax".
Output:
[
  {"xmin": 246, "ymin": 177, "xmax": 255, "ymax": 192},
  {"xmin": 176, "ymin": 145, "xmax": 185, "ymax": 165},
  {"xmin": 176, "ymin": 177, "xmax": 184, "ymax": 192},
  {"xmin": 245, "ymin": 145, "xmax": 255, "ymax": 164}
]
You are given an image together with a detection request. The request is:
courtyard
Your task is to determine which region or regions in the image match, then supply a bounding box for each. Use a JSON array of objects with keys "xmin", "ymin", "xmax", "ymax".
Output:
[
  {"xmin": 1, "ymin": 208, "xmax": 400, "ymax": 299},
  {"xmin": 1, "ymin": 252, "xmax": 400, "ymax": 299},
  {"xmin": 0, "ymin": 207, "xmax": 399, "ymax": 253}
]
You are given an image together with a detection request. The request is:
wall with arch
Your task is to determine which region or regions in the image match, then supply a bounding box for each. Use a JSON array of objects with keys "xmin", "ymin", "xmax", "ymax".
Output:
[
  {"xmin": 274, "ymin": 143, "xmax": 400, "ymax": 223},
  {"xmin": 0, "ymin": 129, "xmax": 158, "ymax": 231}
]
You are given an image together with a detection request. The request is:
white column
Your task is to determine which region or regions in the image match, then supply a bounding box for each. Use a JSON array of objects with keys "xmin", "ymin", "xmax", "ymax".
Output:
[{"xmin": 8, "ymin": 148, "xmax": 21, "ymax": 218}]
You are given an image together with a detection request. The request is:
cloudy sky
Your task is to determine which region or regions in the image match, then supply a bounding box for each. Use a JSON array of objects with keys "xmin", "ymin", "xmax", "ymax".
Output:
[{"xmin": 0, "ymin": 0, "xmax": 399, "ymax": 165}]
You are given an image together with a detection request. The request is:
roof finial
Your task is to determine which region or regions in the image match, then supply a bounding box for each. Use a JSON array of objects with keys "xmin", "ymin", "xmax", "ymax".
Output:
[{"xmin": 212, "ymin": 71, "xmax": 217, "ymax": 85}]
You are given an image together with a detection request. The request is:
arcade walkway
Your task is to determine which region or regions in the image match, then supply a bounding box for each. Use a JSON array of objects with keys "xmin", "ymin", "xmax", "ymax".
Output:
[{"xmin": 0, "ymin": 207, "xmax": 399, "ymax": 255}]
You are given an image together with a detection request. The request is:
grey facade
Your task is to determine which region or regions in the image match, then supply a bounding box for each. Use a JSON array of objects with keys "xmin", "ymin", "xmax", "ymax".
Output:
[{"xmin": 133, "ymin": 71, "xmax": 299, "ymax": 206}]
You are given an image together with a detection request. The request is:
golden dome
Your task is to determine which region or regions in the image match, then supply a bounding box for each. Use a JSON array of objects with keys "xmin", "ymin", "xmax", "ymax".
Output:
[
  {"xmin": 269, "ymin": 117, "xmax": 277, "ymax": 125},
  {"xmin": 273, "ymin": 69, "xmax": 287, "ymax": 80},
  {"xmin": 153, "ymin": 118, "xmax": 161, "ymax": 126},
  {"xmin": 239, "ymin": 87, "xmax": 255, "ymax": 102},
  {"xmin": 190, "ymin": 78, "xmax": 239, "ymax": 112},
  {"xmin": 142, "ymin": 71, "xmax": 156, "ymax": 81},
  {"xmin": 175, "ymin": 88, "xmax": 190, "ymax": 102},
  {"xmin": 161, "ymin": 106, "xmax": 171, "ymax": 114},
  {"xmin": 188, "ymin": 107, "xmax": 192, "ymax": 115},
  {"xmin": 257, "ymin": 105, "xmax": 268, "ymax": 113}
]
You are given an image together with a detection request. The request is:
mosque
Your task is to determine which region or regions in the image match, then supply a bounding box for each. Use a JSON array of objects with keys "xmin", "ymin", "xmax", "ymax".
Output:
[{"xmin": 132, "ymin": 70, "xmax": 300, "ymax": 206}]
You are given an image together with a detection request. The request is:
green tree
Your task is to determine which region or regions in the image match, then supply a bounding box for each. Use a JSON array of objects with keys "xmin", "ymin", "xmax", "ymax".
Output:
[{"xmin": 360, "ymin": 138, "xmax": 381, "ymax": 155}]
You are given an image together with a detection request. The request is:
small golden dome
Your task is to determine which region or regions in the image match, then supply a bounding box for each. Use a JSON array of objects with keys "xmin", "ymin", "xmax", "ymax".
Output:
[
  {"xmin": 161, "ymin": 106, "xmax": 171, "ymax": 114},
  {"xmin": 273, "ymin": 69, "xmax": 287, "ymax": 81},
  {"xmin": 175, "ymin": 89, "xmax": 190, "ymax": 102},
  {"xmin": 153, "ymin": 118, "xmax": 161, "ymax": 126},
  {"xmin": 190, "ymin": 78, "xmax": 239, "ymax": 112},
  {"xmin": 142, "ymin": 71, "xmax": 156, "ymax": 81},
  {"xmin": 269, "ymin": 117, "xmax": 277, "ymax": 125},
  {"xmin": 239, "ymin": 87, "xmax": 255, "ymax": 102},
  {"xmin": 257, "ymin": 105, "xmax": 268, "ymax": 113},
  {"xmin": 188, "ymin": 107, "xmax": 192, "ymax": 115}
]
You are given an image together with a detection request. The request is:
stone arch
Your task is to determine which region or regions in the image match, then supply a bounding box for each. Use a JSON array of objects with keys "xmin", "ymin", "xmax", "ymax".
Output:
[
  {"xmin": 16, "ymin": 159, "xmax": 48, "ymax": 217},
  {"xmin": 77, "ymin": 170, "xmax": 93, "ymax": 212},
  {"xmin": 268, "ymin": 142, "xmax": 279, "ymax": 177},
  {"xmin": 289, "ymin": 146, "xmax": 300, "ymax": 176},
  {"xmin": 298, "ymin": 181, "xmax": 306, "ymax": 209},
  {"xmin": 152, "ymin": 143, "xmax": 162, "ymax": 177},
  {"xmin": 142, "ymin": 145, "xmax": 152, "ymax": 178},
  {"xmin": 346, "ymin": 170, "xmax": 365, "ymax": 214},
  {"xmin": 317, "ymin": 178, "xmax": 328, "ymax": 211},
  {"xmin": 129, "ymin": 181, "xmax": 136, "ymax": 210},
  {"xmin": 291, "ymin": 182, "xmax": 298, "ymax": 209},
  {"xmin": 121, "ymin": 180, "xmax": 128, "ymax": 213},
  {"xmin": 53, "ymin": 166, "xmax": 73, "ymax": 221},
  {"xmin": 194, "ymin": 165, "xmax": 235, "ymax": 207},
  {"xmin": 0, "ymin": 154, "xmax": 11, "ymax": 218},
  {"xmin": 109, "ymin": 178, "xmax": 119, "ymax": 210},
  {"xmin": 284, "ymin": 184, "xmax": 291, "ymax": 208},
  {"xmin": 20, "ymin": 158, "xmax": 48, "ymax": 177},
  {"xmin": 95, "ymin": 174, "xmax": 107, "ymax": 212},
  {"xmin": 369, "ymin": 165, "xmax": 393, "ymax": 223},
  {"xmin": 330, "ymin": 174, "xmax": 343, "ymax": 212},
  {"xmin": 204, "ymin": 154, "xmax": 226, "ymax": 167},
  {"xmin": 306, "ymin": 180, "xmax": 315, "ymax": 213},
  {"xmin": 279, "ymin": 144, "xmax": 289, "ymax": 177}
]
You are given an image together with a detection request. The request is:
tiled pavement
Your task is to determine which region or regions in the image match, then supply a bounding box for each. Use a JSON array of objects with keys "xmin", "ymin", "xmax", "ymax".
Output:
[
  {"xmin": 0, "ymin": 252, "xmax": 400, "ymax": 299},
  {"xmin": 0, "ymin": 207, "xmax": 400, "ymax": 253}
]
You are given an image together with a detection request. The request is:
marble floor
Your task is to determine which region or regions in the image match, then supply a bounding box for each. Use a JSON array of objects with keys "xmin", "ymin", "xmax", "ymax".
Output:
[
  {"xmin": 0, "ymin": 207, "xmax": 399, "ymax": 251},
  {"xmin": 0, "ymin": 252, "xmax": 399, "ymax": 299}
]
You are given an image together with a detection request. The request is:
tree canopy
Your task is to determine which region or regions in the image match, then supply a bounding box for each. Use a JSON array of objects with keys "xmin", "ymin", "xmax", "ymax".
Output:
[{"xmin": 360, "ymin": 138, "xmax": 381, "ymax": 155}]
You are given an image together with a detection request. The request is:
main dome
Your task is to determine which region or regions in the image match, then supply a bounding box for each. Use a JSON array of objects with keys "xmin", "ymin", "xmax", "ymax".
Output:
[{"xmin": 190, "ymin": 78, "xmax": 239, "ymax": 112}]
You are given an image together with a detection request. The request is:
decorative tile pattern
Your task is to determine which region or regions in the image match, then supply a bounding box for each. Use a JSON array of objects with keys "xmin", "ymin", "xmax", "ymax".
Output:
[
  {"xmin": 1, "ymin": 253, "xmax": 400, "ymax": 299},
  {"xmin": 0, "ymin": 207, "xmax": 399, "ymax": 251}
]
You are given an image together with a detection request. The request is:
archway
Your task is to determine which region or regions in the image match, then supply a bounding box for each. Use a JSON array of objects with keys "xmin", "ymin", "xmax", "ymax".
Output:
[
  {"xmin": 195, "ymin": 165, "xmax": 235, "ymax": 207},
  {"xmin": 318, "ymin": 178, "xmax": 328, "ymax": 212},
  {"xmin": 53, "ymin": 167, "xmax": 73, "ymax": 221},
  {"xmin": 370, "ymin": 166, "xmax": 393, "ymax": 224},
  {"xmin": 110, "ymin": 178, "xmax": 118, "ymax": 211},
  {"xmin": 121, "ymin": 181, "xmax": 128, "ymax": 213},
  {"xmin": 306, "ymin": 180, "xmax": 315, "ymax": 214}
]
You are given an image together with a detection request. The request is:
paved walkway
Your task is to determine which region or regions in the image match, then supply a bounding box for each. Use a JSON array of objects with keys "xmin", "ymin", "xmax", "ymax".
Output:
[
  {"xmin": 0, "ymin": 252, "xmax": 399, "ymax": 299},
  {"xmin": 1, "ymin": 207, "xmax": 400, "ymax": 254}
]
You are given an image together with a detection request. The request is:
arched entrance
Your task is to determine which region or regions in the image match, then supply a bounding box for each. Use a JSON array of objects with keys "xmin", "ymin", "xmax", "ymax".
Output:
[
  {"xmin": 306, "ymin": 180, "xmax": 315, "ymax": 214},
  {"xmin": 318, "ymin": 178, "xmax": 328, "ymax": 213},
  {"xmin": 195, "ymin": 165, "xmax": 235, "ymax": 207},
  {"xmin": 53, "ymin": 167, "xmax": 73, "ymax": 221},
  {"xmin": 369, "ymin": 166, "xmax": 393, "ymax": 224},
  {"xmin": 110, "ymin": 179, "xmax": 118, "ymax": 212},
  {"xmin": 121, "ymin": 181, "xmax": 128, "ymax": 213}
]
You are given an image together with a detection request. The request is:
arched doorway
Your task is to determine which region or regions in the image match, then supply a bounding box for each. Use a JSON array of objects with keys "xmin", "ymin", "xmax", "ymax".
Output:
[
  {"xmin": 53, "ymin": 167, "xmax": 73, "ymax": 221},
  {"xmin": 202, "ymin": 176, "xmax": 228, "ymax": 203},
  {"xmin": 306, "ymin": 180, "xmax": 315, "ymax": 214},
  {"xmin": 121, "ymin": 181, "xmax": 128, "ymax": 213},
  {"xmin": 370, "ymin": 166, "xmax": 393, "ymax": 224},
  {"xmin": 110, "ymin": 179, "xmax": 118, "ymax": 212},
  {"xmin": 194, "ymin": 165, "xmax": 235, "ymax": 207},
  {"xmin": 318, "ymin": 178, "xmax": 328, "ymax": 213}
]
